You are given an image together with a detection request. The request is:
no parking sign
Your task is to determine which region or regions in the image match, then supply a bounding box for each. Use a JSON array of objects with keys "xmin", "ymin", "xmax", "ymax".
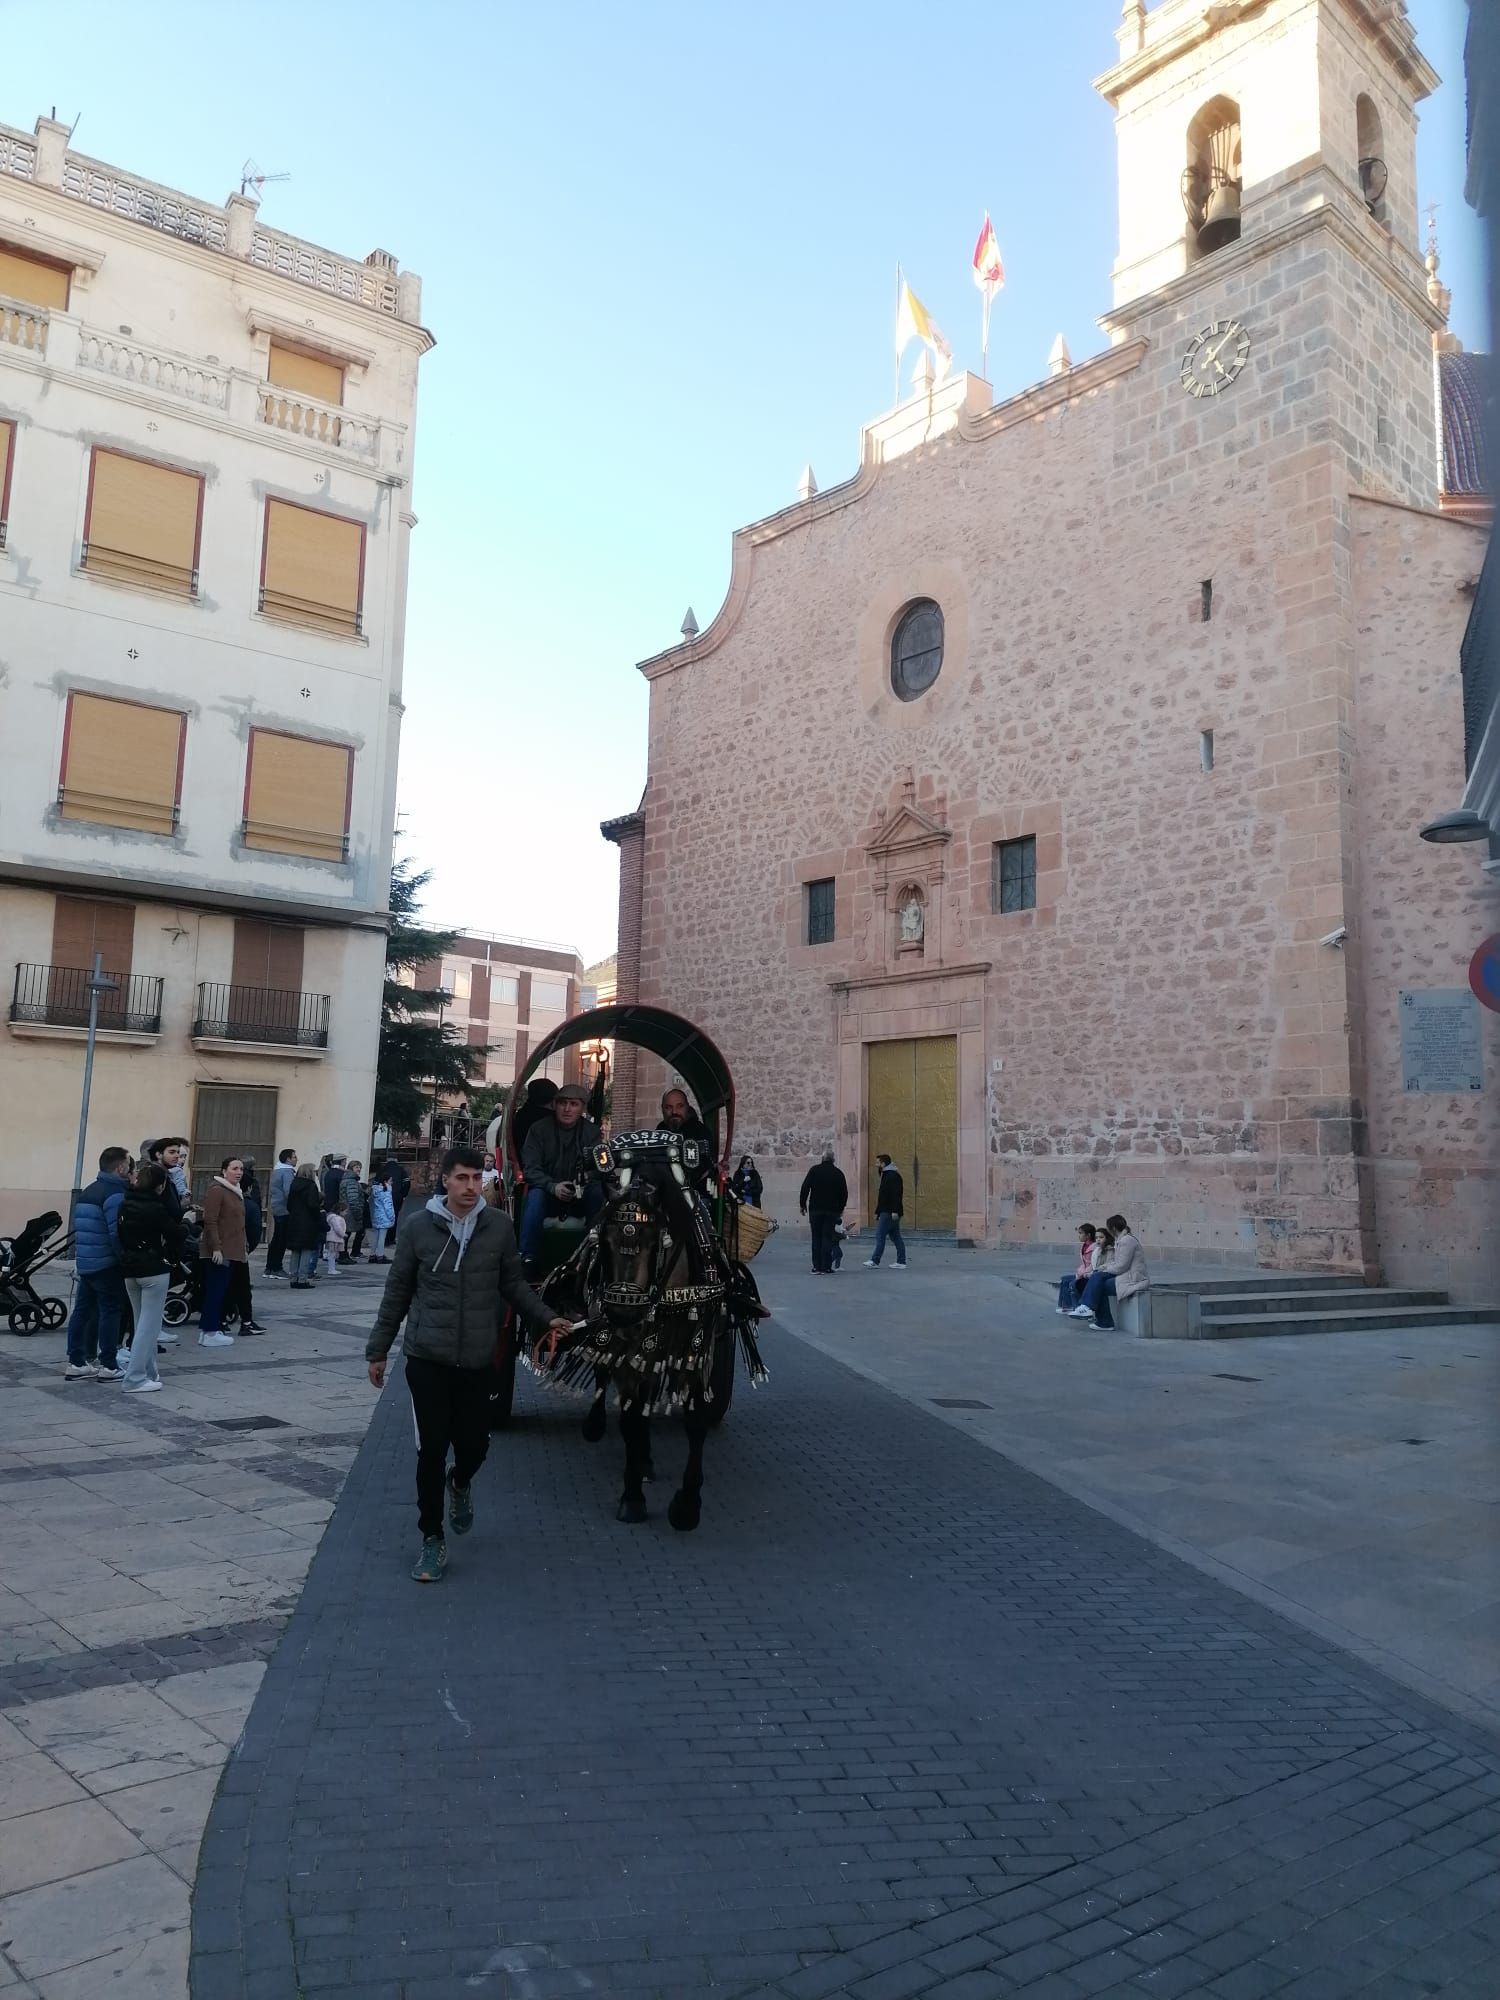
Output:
[{"xmin": 1471, "ymin": 934, "xmax": 1500, "ymax": 1016}]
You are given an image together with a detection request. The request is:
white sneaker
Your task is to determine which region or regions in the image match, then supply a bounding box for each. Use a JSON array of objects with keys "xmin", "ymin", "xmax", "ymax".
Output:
[
  {"xmin": 863, "ymin": 1258, "xmax": 879, "ymax": 1268},
  {"xmin": 892, "ymin": 1262, "xmax": 907, "ymax": 1270},
  {"xmin": 198, "ymin": 1332, "xmax": 235, "ymax": 1348},
  {"xmin": 64, "ymin": 1361, "xmax": 96, "ymax": 1380},
  {"xmin": 100, "ymin": 1365, "xmax": 128, "ymax": 1381},
  {"xmin": 157, "ymin": 1333, "xmax": 179, "ymax": 1347},
  {"xmin": 127, "ymin": 1379, "xmax": 163, "ymax": 1393},
  {"xmin": 1069, "ymin": 1304, "xmax": 1093, "ymax": 1318}
]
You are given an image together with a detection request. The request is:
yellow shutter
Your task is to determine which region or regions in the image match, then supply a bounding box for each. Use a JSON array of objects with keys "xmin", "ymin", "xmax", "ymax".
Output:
[
  {"xmin": 61, "ymin": 694, "xmax": 182, "ymax": 835},
  {"xmin": 85, "ymin": 451, "xmax": 200, "ymax": 594},
  {"xmin": 244, "ymin": 731, "xmax": 351, "ymax": 860},
  {"xmin": 261, "ymin": 501, "xmax": 363, "ymax": 634},
  {"xmin": 267, "ymin": 343, "xmax": 344, "ymax": 406},
  {"xmin": 0, "ymin": 246, "xmax": 69, "ymax": 311}
]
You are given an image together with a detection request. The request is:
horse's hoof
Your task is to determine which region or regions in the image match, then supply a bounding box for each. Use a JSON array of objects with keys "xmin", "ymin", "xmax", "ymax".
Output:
[
  {"xmin": 668, "ymin": 1491, "xmax": 702, "ymax": 1533},
  {"xmin": 616, "ymin": 1495, "xmax": 648, "ymax": 1524},
  {"xmin": 582, "ymin": 1403, "xmax": 607, "ymax": 1443}
]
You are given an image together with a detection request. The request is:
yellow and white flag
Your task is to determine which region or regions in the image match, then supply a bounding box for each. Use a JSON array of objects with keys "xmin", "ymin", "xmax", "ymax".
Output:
[{"xmin": 895, "ymin": 274, "xmax": 952, "ymax": 382}]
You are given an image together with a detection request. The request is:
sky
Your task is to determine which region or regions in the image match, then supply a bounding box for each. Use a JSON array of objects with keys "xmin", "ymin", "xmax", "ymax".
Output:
[{"xmin": 1, "ymin": 0, "xmax": 1485, "ymax": 963}]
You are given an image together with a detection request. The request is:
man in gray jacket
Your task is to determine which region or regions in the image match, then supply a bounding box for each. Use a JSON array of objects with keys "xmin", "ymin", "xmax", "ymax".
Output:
[
  {"xmin": 264, "ymin": 1147, "xmax": 297, "ymax": 1277},
  {"xmin": 368, "ymin": 1146, "xmax": 571, "ymax": 1582}
]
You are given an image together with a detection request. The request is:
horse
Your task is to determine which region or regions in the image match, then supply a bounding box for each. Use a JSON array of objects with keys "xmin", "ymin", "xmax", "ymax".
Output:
[{"xmin": 530, "ymin": 1130, "xmax": 766, "ymax": 1530}]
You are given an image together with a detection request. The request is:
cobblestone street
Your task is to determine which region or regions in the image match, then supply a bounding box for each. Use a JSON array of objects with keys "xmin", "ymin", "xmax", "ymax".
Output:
[{"xmin": 187, "ymin": 1274, "xmax": 1500, "ymax": 1999}]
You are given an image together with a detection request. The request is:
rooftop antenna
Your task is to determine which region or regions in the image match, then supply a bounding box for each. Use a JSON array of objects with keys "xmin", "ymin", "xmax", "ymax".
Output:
[{"xmin": 240, "ymin": 157, "xmax": 291, "ymax": 199}]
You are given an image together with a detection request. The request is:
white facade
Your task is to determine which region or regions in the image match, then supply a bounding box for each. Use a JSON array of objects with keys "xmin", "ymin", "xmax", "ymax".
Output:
[{"xmin": 0, "ymin": 115, "xmax": 431, "ymax": 1224}]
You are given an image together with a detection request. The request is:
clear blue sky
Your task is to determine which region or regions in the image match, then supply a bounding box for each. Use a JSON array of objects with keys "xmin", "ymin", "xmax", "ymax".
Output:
[{"xmin": 3, "ymin": 0, "xmax": 1483, "ymax": 962}]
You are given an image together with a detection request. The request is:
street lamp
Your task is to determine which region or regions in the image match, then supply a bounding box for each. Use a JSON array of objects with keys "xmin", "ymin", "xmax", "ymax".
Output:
[
  {"xmin": 1419, "ymin": 808, "xmax": 1491, "ymax": 844},
  {"xmin": 71, "ymin": 952, "xmax": 119, "ymax": 1216}
]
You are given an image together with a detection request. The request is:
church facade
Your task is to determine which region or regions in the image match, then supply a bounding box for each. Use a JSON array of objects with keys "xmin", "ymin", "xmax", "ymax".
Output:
[{"xmin": 605, "ymin": 0, "xmax": 1498, "ymax": 1303}]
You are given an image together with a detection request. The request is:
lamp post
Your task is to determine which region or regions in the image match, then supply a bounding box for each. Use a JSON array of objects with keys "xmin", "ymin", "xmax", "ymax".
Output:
[{"xmin": 71, "ymin": 953, "xmax": 119, "ymax": 1218}]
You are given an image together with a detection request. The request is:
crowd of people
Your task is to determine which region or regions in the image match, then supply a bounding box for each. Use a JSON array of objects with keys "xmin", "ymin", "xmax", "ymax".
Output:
[{"xmin": 63, "ymin": 1138, "xmax": 415, "ymax": 1394}]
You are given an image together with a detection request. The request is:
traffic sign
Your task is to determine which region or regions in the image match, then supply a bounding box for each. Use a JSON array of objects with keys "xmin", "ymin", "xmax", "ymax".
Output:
[{"xmin": 1470, "ymin": 934, "xmax": 1500, "ymax": 1016}]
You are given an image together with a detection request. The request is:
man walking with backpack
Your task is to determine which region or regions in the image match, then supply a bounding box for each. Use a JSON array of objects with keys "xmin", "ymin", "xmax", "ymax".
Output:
[
  {"xmin": 799, "ymin": 1147, "xmax": 848, "ymax": 1275},
  {"xmin": 366, "ymin": 1146, "xmax": 572, "ymax": 1583},
  {"xmin": 864, "ymin": 1153, "xmax": 908, "ymax": 1268}
]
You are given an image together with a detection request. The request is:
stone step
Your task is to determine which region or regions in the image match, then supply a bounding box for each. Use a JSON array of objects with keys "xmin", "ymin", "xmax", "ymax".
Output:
[
  {"xmin": 1197, "ymin": 1303, "xmax": 1500, "ymax": 1339},
  {"xmin": 1201, "ymin": 1287, "xmax": 1449, "ymax": 1317},
  {"xmin": 1177, "ymin": 1274, "xmax": 1369, "ymax": 1297}
]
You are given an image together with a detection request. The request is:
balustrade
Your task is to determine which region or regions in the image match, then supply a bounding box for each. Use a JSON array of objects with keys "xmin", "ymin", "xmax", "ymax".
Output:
[
  {"xmin": 0, "ymin": 127, "xmax": 36, "ymax": 180},
  {"xmin": 249, "ymin": 228, "xmax": 399, "ymax": 315},
  {"xmin": 76, "ymin": 329, "xmax": 227, "ymax": 408},
  {"xmin": 257, "ymin": 387, "xmax": 380, "ymax": 461},
  {"xmin": 0, "ymin": 297, "xmax": 46, "ymax": 354}
]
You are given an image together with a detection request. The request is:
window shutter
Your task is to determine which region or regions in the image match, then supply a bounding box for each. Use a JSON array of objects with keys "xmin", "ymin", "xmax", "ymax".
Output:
[
  {"xmin": 470, "ymin": 965, "xmax": 491, "ymax": 1017},
  {"xmin": 244, "ymin": 731, "xmax": 352, "ymax": 860},
  {"xmin": 231, "ymin": 918, "xmax": 305, "ymax": 993},
  {"xmin": 85, "ymin": 451, "xmax": 200, "ymax": 594},
  {"xmin": 50, "ymin": 895, "xmax": 135, "ymax": 976},
  {"xmin": 261, "ymin": 501, "xmax": 363, "ymax": 634},
  {"xmin": 0, "ymin": 246, "xmax": 69, "ymax": 311},
  {"xmin": 267, "ymin": 343, "xmax": 344, "ymax": 406},
  {"xmin": 190, "ymin": 1085, "xmax": 279, "ymax": 1198},
  {"xmin": 61, "ymin": 693, "xmax": 183, "ymax": 834}
]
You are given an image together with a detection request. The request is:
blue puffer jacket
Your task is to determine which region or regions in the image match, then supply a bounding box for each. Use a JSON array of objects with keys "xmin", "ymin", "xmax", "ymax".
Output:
[{"xmin": 74, "ymin": 1172, "xmax": 127, "ymax": 1274}]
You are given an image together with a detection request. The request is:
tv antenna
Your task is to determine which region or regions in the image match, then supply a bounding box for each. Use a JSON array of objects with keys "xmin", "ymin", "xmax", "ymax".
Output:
[{"xmin": 240, "ymin": 158, "xmax": 291, "ymax": 199}]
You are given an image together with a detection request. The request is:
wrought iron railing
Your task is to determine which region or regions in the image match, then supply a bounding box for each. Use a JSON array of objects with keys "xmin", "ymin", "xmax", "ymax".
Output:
[
  {"xmin": 192, "ymin": 983, "xmax": 330, "ymax": 1048},
  {"xmin": 10, "ymin": 963, "xmax": 163, "ymax": 1034},
  {"xmin": 256, "ymin": 583, "xmax": 362, "ymax": 636},
  {"xmin": 80, "ymin": 542, "xmax": 198, "ymax": 598}
]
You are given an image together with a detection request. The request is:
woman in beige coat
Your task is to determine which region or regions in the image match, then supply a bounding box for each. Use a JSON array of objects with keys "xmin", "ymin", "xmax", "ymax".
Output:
[{"xmin": 198, "ymin": 1157, "xmax": 247, "ymax": 1347}]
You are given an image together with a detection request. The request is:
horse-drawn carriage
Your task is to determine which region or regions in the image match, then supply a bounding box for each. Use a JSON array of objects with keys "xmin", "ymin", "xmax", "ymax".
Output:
[{"xmin": 487, "ymin": 1005, "xmax": 770, "ymax": 1526}]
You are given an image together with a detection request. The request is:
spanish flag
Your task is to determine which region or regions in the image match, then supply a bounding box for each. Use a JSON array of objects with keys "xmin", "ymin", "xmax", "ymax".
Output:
[{"xmin": 895, "ymin": 273, "xmax": 952, "ymax": 381}]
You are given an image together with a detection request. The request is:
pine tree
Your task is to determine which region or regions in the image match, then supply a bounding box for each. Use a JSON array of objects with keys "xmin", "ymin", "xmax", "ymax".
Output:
[{"xmin": 375, "ymin": 855, "xmax": 487, "ymax": 1134}]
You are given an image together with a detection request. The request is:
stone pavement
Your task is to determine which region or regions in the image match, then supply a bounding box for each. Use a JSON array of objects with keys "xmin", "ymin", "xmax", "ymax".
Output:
[
  {"xmin": 758, "ymin": 1236, "xmax": 1500, "ymax": 1728},
  {"xmin": 0, "ymin": 1261, "xmax": 385, "ymax": 1998},
  {"xmin": 188, "ymin": 1260, "xmax": 1500, "ymax": 1997}
]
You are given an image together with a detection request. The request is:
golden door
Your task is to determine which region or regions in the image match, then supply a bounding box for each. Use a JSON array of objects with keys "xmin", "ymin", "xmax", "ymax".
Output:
[{"xmin": 866, "ymin": 1035, "xmax": 958, "ymax": 1233}]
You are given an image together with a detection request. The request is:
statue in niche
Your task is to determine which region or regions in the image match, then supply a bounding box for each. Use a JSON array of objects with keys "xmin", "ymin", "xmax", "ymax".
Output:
[{"xmin": 898, "ymin": 893, "xmax": 925, "ymax": 948}]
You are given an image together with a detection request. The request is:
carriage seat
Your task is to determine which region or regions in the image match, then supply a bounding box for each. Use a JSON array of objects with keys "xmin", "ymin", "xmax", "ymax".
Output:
[{"xmin": 536, "ymin": 1213, "xmax": 588, "ymax": 1276}]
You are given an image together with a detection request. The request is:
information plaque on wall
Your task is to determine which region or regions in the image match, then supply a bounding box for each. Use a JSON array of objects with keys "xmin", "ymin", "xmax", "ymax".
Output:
[{"xmin": 1399, "ymin": 989, "xmax": 1484, "ymax": 1093}]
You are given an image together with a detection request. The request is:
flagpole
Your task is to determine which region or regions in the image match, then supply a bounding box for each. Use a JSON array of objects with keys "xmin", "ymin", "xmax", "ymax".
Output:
[{"xmin": 981, "ymin": 293, "xmax": 989, "ymax": 383}]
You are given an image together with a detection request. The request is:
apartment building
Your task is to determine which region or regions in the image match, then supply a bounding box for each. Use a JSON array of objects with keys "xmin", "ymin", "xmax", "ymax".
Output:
[
  {"xmin": 0, "ymin": 115, "xmax": 431, "ymax": 1222},
  {"xmin": 420, "ymin": 932, "xmax": 586, "ymax": 1092}
]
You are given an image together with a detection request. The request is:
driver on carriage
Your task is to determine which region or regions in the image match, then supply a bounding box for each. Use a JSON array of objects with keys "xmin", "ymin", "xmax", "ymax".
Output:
[
  {"xmin": 657, "ymin": 1087, "xmax": 716, "ymax": 1191},
  {"xmin": 519, "ymin": 1081, "xmax": 605, "ymax": 1269}
]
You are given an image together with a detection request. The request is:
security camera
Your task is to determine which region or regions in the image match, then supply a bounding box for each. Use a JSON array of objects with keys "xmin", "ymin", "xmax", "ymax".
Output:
[{"xmin": 1318, "ymin": 926, "xmax": 1348, "ymax": 949}]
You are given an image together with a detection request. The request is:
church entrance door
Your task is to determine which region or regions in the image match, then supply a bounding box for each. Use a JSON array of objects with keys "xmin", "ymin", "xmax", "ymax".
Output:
[{"xmin": 867, "ymin": 1036, "xmax": 958, "ymax": 1233}]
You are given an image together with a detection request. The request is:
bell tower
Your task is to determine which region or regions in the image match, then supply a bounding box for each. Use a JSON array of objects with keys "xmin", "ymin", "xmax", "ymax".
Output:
[{"xmin": 1099, "ymin": 0, "xmax": 1437, "ymax": 313}]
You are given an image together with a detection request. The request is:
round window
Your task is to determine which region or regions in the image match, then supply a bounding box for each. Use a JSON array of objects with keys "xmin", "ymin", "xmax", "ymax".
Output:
[{"xmin": 891, "ymin": 599, "xmax": 944, "ymax": 701}]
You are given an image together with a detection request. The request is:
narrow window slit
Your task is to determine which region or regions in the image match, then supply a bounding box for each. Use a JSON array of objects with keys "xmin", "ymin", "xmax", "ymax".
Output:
[
  {"xmin": 1201, "ymin": 578, "xmax": 1213, "ymax": 622},
  {"xmin": 1201, "ymin": 729, "xmax": 1215, "ymax": 772}
]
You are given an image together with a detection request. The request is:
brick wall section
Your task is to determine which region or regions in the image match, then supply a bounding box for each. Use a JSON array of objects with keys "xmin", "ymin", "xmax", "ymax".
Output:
[{"xmin": 618, "ymin": 201, "xmax": 1495, "ymax": 1292}]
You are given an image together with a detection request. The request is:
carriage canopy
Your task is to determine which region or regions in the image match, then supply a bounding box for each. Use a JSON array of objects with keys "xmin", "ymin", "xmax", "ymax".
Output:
[{"xmin": 501, "ymin": 1005, "xmax": 736, "ymax": 1175}]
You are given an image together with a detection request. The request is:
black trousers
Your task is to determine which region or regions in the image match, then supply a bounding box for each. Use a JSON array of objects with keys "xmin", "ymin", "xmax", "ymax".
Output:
[
  {"xmin": 264, "ymin": 1216, "xmax": 289, "ymax": 1274},
  {"xmin": 809, "ymin": 1210, "xmax": 839, "ymax": 1272},
  {"xmin": 225, "ymin": 1260, "xmax": 255, "ymax": 1324},
  {"xmin": 405, "ymin": 1355, "xmax": 492, "ymax": 1538}
]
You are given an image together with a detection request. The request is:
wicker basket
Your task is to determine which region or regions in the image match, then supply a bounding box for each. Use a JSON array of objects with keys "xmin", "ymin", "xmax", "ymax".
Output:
[{"xmin": 728, "ymin": 1203, "xmax": 776, "ymax": 1262}]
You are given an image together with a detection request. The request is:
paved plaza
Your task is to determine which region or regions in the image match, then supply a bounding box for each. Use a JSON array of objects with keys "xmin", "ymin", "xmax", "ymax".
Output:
[{"xmin": 1, "ymin": 1240, "xmax": 1497, "ymax": 1998}]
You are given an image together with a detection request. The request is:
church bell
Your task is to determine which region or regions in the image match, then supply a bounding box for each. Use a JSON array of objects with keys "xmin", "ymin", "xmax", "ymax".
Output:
[{"xmin": 1197, "ymin": 177, "xmax": 1242, "ymax": 253}]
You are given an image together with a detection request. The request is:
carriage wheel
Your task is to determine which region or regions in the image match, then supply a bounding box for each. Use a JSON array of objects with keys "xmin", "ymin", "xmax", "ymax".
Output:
[
  {"xmin": 489, "ymin": 1341, "xmax": 517, "ymax": 1430},
  {"xmin": 8, "ymin": 1305, "xmax": 41, "ymax": 1336},
  {"xmin": 40, "ymin": 1299, "xmax": 68, "ymax": 1329},
  {"xmin": 162, "ymin": 1295, "xmax": 189, "ymax": 1327},
  {"xmin": 706, "ymin": 1332, "xmax": 735, "ymax": 1427}
]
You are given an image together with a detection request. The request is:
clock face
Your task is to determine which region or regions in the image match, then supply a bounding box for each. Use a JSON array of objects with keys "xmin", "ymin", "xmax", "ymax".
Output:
[{"xmin": 1180, "ymin": 318, "xmax": 1251, "ymax": 398}]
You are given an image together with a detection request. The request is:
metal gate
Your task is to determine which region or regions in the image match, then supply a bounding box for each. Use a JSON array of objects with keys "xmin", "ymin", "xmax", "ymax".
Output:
[
  {"xmin": 866, "ymin": 1036, "xmax": 958, "ymax": 1232},
  {"xmin": 190, "ymin": 1085, "xmax": 279, "ymax": 1199}
]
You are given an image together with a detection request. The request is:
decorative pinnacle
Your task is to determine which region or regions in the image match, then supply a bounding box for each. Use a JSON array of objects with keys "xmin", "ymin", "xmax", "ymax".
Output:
[
  {"xmin": 797, "ymin": 464, "xmax": 818, "ymax": 502},
  {"xmin": 1048, "ymin": 332, "xmax": 1073, "ymax": 376},
  {"xmin": 680, "ymin": 607, "xmax": 699, "ymax": 642}
]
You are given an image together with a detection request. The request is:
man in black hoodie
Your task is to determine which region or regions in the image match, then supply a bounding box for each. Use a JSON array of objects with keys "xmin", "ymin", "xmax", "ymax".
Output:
[{"xmin": 799, "ymin": 1148, "xmax": 848, "ymax": 1275}]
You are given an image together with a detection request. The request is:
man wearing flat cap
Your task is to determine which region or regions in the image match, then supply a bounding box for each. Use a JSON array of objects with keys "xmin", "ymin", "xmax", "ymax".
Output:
[{"xmin": 519, "ymin": 1081, "xmax": 604, "ymax": 1268}]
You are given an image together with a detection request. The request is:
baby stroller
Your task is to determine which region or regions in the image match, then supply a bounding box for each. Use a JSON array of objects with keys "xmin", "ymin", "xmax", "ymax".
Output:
[
  {"xmin": 163, "ymin": 1252, "xmax": 239, "ymax": 1333},
  {"xmin": 0, "ymin": 1211, "xmax": 73, "ymax": 1334}
]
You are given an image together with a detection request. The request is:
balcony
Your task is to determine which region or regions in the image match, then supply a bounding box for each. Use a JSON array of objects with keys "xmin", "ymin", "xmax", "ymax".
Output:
[
  {"xmin": 9, "ymin": 963, "xmax": 163, "ymax": 1039},
  {"xmin": 191, "ymin": 982, "xmax": 330, "ymax": 1054}
]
